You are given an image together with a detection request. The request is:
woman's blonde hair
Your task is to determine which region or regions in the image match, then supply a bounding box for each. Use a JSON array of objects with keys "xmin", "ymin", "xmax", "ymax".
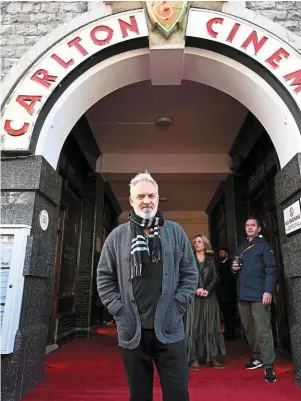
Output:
[{"xmin": 193, "ymin": 234, "xmax": 214, "ymax": 255}]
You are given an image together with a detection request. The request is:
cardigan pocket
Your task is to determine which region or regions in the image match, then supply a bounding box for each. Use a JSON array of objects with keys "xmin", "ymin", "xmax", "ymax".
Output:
[
  {"xmin": 115, "ymin": 307, "xmax": 134, "ymax": 342},
  {"xmin": 163, "ymin": 297, "xmax": 183, "ymax": 334}
]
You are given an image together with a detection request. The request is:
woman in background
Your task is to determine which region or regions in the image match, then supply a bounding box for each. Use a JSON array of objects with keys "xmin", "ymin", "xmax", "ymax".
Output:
[{"xmin": 185, "ymin": 234, "xmax": 226, "ymax": 371}]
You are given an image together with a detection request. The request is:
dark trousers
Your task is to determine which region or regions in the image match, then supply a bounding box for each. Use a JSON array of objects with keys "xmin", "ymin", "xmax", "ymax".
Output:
[
  {"xmin": 219, "ymin": 301, "xmax": 237, "ymax": 337},
  {"xmin": 238, "ymin": 301, "xmax": 275, "ymax": 368},
  {"xmin": 120, "ymin": 329, "xmax": 190, "ymax": 401}
]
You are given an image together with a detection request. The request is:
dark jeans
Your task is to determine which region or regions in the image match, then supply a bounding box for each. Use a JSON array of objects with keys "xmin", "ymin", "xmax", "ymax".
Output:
[
  {"xmin": 238, "ymin": 301, "xmax": 275, "ymax": 368},
  {"xmin": 120, "ymin": 329, "xmax": 190, "ymax": 401},
  {"xmin": 219, "ymin": 301, "xmax": 237, "ymax": 337}
]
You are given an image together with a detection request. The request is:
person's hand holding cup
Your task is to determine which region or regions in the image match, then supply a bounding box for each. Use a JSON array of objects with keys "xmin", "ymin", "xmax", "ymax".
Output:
[{"xmin": 232, "ymin": 256, "xmax": 241, "ymax": 272}]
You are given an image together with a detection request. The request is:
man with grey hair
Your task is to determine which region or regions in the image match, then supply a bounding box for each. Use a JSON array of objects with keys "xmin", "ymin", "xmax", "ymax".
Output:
[{"xmin": 97, "ymin": 171, "xmax": 197, "ymax": 401}]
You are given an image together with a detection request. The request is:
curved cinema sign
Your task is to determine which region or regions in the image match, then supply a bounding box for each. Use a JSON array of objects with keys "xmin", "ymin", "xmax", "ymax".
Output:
[
  {"xmin": 1, "ymin": 8, "xmax": 301, "ymax": 152},
  {"xmin": 1, "ymin": 10, "xmax": 148, "ymax": 151}
]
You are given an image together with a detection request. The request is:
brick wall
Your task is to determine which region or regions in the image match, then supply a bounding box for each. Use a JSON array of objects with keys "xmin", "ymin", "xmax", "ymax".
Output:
[
  {"xmin": 75, "ymin": 175, "xmax": 97, "ymax": 335},
  {"xmin": 56, "ymin": 313, "xmax": 78, "ymax": 344},
  {"xmin": 74, "ymin": 173, "xmax": 106, "ymax": 335},
  {"xmin": 1, "ymin": 2, "xmax": 301, "ymax": 82}
]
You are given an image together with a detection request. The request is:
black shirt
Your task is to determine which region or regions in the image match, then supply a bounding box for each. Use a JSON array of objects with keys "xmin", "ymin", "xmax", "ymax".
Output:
[{"xmin": 132, "ymin": 259, "xmax": 163, "ymax": 329}]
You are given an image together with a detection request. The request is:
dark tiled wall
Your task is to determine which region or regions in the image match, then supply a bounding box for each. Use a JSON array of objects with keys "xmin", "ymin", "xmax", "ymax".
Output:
[
  {"xmin": 275, "ymin": 153, "xmax": 301, "ymax": 387},
  {"xmin": 1, "ymin": 156, "xmax": 61, "ymax": 401}
]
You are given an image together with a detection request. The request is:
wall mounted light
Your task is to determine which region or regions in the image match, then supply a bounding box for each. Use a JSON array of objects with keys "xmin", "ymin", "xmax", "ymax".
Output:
[{"xmin": 155, "ymin": 116, "xmax": 173, "ymax": 128}]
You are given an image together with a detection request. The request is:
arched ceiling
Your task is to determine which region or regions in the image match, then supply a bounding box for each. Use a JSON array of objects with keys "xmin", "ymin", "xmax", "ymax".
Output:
[{"xmin": 86, "ymin": 80, "xmax": 248, "ymax": 211}]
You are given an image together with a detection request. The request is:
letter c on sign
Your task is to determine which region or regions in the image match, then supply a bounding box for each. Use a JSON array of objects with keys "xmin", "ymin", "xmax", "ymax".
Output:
[
  {"xmin": 207, "ymin": 17, "xmax": 224, "ymax": 38},
  {"xmin": 4, "ymin": 120, "xmax": 29, "ymax": 136}
]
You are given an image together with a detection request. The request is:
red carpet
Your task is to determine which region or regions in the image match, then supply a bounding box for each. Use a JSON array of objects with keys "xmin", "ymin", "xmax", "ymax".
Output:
[{"xmin": 23, "ymin": 327, "xmax": 301, "ymax": 401}]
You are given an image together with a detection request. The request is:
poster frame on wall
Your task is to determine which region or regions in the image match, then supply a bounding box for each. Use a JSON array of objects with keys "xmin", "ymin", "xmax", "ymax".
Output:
[{"xmin": 0, "ymin": 225, "xmax": 31, "ymax": 354}]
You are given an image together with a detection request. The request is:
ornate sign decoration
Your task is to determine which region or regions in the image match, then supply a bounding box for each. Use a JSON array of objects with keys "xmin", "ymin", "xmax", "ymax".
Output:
[{"xmin": 146, "ymin": 1, "xmax": 188, "ymax": 38}]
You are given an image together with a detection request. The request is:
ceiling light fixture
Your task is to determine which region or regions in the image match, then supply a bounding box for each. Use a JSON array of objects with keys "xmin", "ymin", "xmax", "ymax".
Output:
[{"xmin": 155, "ymin": 116, "xmax": 173, "ymax": 128}]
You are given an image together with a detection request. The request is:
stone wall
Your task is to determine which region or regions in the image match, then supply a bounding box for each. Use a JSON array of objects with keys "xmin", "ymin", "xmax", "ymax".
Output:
[
  {"xmin": 0, "ymin": 1, "xmax": 88, "ymax": 80},
  {"xmin": 246, "ymin": 1, "xmax": 301, "ymax": 34},
  {"xmin": 1, "ymin": 1, "xmax": 301, "ymax": 81}
]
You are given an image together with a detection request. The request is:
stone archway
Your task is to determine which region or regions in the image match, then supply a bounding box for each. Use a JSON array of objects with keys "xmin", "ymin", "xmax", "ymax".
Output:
[{"xmin": 1, "ymin": 5, "xmax": 301, "ymax": 399}]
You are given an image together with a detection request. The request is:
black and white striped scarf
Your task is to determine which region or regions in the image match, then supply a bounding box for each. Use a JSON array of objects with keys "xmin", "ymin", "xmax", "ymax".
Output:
[{"xmin": 129, "ymin": 210, "xmax": 164, "ymax": 280}]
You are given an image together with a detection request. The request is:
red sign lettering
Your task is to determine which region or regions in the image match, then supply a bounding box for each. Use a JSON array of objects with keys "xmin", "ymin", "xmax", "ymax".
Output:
[
  {"xmin": 31, "ymin": 69, "xmax": 58, "ymax": 88},
  {"xmin": 68, "ymin": 37, "xmax": 88, "ymax": 56},
  {"xmin": 90, "ymin": 25, "xmax": 113, "ymax": 46},
  {"xmin": 51, "ymin": 53, "xmax": 74, "ymax": 69},
  {"xmin": 16, "ymin": 95, "xmax": 42, "ymax": 115},
  {"xmin": 4, "ymin": 120, "xmax": 29, "ymax": 136},
  {"xmin": 266, "ymin": 47, "xmax": 290, "ymax": 69},
  {"xmin": 206, "ymin": 17, "xmax": 224, "ymax": 38},
  {"xmin": 284, "ymin": 69, "xmax": 301, "ymax": 93},
  {"xmin": 119, "ymin": 16, "xmax": 139, "ymax": 37},
  {"xmin": 227, "ymin": 23, "xmax": 240, "ymax": 43},
  {"xmin": 241, "ymin": 31, "xmax": 268, "ymax": 55}
]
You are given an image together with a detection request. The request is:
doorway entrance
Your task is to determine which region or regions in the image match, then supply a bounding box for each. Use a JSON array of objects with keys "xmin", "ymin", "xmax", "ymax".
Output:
[{"xmin": 43, "ymin": 74, "xmax": 291, "ymax": 358}]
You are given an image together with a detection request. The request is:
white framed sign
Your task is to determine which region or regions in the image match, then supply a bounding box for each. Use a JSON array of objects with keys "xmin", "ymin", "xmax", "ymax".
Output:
[
  {"xmin": 283, "ymin": 199, "xmax": 301, "ymax": 234},
  {"xmin": 0, "ymin": 225, "xmax": 31, "ymax": 354}
]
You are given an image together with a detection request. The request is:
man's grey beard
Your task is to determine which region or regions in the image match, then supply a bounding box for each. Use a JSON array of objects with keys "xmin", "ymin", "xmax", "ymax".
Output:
[{"xmin": 135, "ymin": 207, "xmax": 158, "ymax": 219}]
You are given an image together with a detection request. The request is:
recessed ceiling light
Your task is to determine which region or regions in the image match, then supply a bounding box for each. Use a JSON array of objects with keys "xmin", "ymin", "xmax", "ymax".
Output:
[{"xmin": 155, "ymin": 116, "xmax": 173, "ymax": 128}]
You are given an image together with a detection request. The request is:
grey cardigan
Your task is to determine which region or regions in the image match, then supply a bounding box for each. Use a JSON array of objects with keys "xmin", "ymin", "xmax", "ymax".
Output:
[{"xmin": 97, "ymin": 220, "xmax": 198, "ymax": 350}]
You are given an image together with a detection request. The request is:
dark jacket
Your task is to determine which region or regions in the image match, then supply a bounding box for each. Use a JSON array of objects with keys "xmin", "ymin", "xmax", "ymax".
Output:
[
  {"xmin": 196, "ymin": 254, "xmax": 219, "ymax": 295},
  {"xmin": 235, "ymin": 236, "xmax": 276, "ymax": 302},
  {"xmin": 216, "ymin": 258, "xmax": 236, "ymax": 303},
  {"xmin": 97, "ymin": 220, "xmax": 198, "ymax": 350}
]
